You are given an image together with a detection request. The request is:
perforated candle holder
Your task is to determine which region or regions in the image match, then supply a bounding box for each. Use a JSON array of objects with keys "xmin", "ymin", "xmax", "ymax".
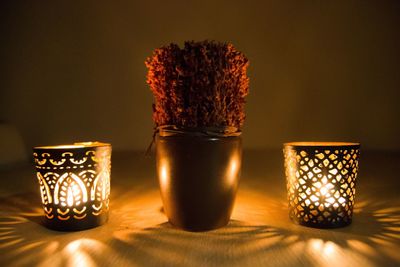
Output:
[
  {"xmin": 283, "ymin": 142, "xmax": 360, "ymax": 228},
  {"xmin": 33, "ymin": 142, "xmax": 112, "ymax": 231}
]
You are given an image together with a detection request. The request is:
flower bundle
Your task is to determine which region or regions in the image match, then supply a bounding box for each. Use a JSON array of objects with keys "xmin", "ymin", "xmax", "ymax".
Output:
[{"xmin": 145, "ymin": 40, "xmax": 249, "ymax": 130}]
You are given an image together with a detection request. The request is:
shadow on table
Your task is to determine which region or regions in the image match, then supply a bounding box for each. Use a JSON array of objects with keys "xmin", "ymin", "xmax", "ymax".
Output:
[{"xmin": 0, "ymin": 191, "xmax": 399, "ymax": 266}]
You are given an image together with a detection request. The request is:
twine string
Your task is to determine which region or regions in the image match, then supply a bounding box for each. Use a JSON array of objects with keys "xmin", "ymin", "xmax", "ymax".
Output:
[{"xmin": 144, "ymin": 125, "xmax": 241, "ymax": 156}]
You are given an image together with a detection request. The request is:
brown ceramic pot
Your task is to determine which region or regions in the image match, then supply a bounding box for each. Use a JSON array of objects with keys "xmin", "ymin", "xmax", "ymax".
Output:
[{"xmin": 156, "ymin": 132, "xmax": 242, "ymax": 231}]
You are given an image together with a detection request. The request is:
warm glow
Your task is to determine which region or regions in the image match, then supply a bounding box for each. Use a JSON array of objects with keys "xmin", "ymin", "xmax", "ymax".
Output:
[
  {"xmin": 310, "ymin": 175, "xmax": 338, "ymax": 207},
  {"xmin": 54, "ymin": 173, "xmax": 88, "ymax": 206},
  {"xmin": 308, "ymin": 239, "xmax": 338, "ymax": 258},
  {"xmin": 226, "ymin": 155, "xmax": 240, "ymax": 186},
  {"xmin": 34, "ymin": 141, "xmax": 110, "ymax": 150},
  {"xmin": 320, "ymin": 186, "xmax": 328, "ymax": 196},
  {"xmin": 230, "ymin": 160, "xmax": 238, "ymax": 176},
  {"xmin": 284, "ymin": 143, "xmax": 360, "ymax": 227},
  {"xmin": 64, "ymin": 239, "xmax": 102, "ymax": 267},
  {"xmin": 33, "ymin": 143, "xmax": 112, "ymax": 229},
  {"xmin": 308, "ymin": 175, "xmax": 345, "ymax": 208},
  {"xmin": 67, "ymin": 186, "xmax": 74, "ymax": 207},
  {"xmin": 65, "ymin": 184, "xmax": 81, "ymax": 207},
  {"xmin": 102, "ymin": 177, "xmax": 107, "ymax": 200},
  {"xmin": 159, "ymin": 160, "xmax": 169, "ymax": 188},
  {"xmin": 284, "ymin": 142, "xmax": 360, "ymax": 147}
]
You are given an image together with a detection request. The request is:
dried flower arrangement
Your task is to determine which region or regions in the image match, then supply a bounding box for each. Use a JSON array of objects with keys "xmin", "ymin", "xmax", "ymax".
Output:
[{"xmin": 145, "ymin": 40, "xmax": 249, "ymax": 132}]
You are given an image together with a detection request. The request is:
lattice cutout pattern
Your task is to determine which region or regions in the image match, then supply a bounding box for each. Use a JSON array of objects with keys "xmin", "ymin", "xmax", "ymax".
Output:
[
  {"xmin": 284, "ymin": 145, "xmax": 360, "ymax": 228},
  {"xmin": 33, "ymin": 144, "xmax": 111, "ymax": 230}
]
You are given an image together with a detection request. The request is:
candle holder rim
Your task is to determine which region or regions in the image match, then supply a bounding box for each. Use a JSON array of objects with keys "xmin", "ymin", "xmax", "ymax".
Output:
[
  {"xmin": 33, "ymin": 141, "xmax": 111, "ymax": 150},
  {"xmin": 283, "ymin": 141, "xmax": 360, "ymax": 148}
]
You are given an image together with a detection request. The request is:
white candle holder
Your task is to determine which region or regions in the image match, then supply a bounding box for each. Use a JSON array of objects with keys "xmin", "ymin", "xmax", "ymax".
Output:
[{"xmin": 283, "ymin": 142, "xmax": 360, "ymax": 228}]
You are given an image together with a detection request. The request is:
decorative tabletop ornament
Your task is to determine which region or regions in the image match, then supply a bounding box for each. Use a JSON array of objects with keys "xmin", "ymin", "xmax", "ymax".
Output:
[
  {"xmin": 33, "ymin": 142, "xmax": 112, "ymax": 231},
  {"xmin": 146, "ymin": 40, "xmax": 249, "ymax": 231},
  {"xmin": 283, "ymin": 142, "xmax": 360, "ymax": 228}
]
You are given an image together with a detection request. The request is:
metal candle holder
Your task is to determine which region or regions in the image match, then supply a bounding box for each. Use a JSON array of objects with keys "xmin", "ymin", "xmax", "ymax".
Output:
[
  {"xmin": 283, "ymin": 142, "xmax": 360, "ymax": 228},
  {"xmin": 33, "ymin": 142, "xmax": 112, "ymax": 231}
]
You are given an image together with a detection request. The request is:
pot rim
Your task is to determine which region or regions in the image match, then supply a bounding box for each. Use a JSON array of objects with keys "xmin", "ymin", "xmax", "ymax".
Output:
[{"xmin": 157, "ymin": 125, "xmax": 242, "ymax": 137}]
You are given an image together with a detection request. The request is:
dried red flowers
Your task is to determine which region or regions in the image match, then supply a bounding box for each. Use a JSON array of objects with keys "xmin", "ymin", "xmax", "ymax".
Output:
[{"xmin": 145, "ymin": 40, "xmax": 249, "ymax": 130}]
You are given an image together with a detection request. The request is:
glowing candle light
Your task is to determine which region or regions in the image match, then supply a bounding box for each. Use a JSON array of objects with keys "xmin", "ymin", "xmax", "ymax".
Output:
[
  {"xmin": 33, "ymin": 142, "xmax": 112, "ymax": 231},
  {"xmin": 67, "ymin": 186, "xmax": 74, "ymax": 207},
  {"xmin": 283, "ymin": 142, "xmax": 360, "ymax": 228}
]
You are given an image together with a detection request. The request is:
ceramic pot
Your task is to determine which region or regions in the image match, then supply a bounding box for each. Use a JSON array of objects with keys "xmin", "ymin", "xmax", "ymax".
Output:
[{"xmin": 156, "ymin": 132, "xmax": 241, "ymax": 231}]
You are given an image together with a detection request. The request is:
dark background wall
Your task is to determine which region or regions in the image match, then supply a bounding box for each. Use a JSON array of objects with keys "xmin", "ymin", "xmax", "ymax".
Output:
[{"xmin": 1, "ymin": 1, "xmax": 399, "ymax": 152}]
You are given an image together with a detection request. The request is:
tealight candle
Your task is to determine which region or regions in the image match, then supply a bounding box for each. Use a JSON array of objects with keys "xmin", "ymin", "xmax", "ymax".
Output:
[
  {"xmin": 283, "ymin": 142, "xmax": 360, "ymax": 228},
  {"xmin": 33, "ymin": 142, "xmax": 112, "ymax": 231}
]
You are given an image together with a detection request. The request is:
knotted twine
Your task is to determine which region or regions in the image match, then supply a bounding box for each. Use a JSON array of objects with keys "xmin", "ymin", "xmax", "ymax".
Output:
[{"xmin": 145, "ymin": 125, "xmax": 241, "ymax": 156}]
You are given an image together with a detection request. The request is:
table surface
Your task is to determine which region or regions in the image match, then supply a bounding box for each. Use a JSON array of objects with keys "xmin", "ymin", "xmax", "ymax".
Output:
[{"xmin": 0, "ymin": 150, "xmax": 399, "ymax": 267}]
